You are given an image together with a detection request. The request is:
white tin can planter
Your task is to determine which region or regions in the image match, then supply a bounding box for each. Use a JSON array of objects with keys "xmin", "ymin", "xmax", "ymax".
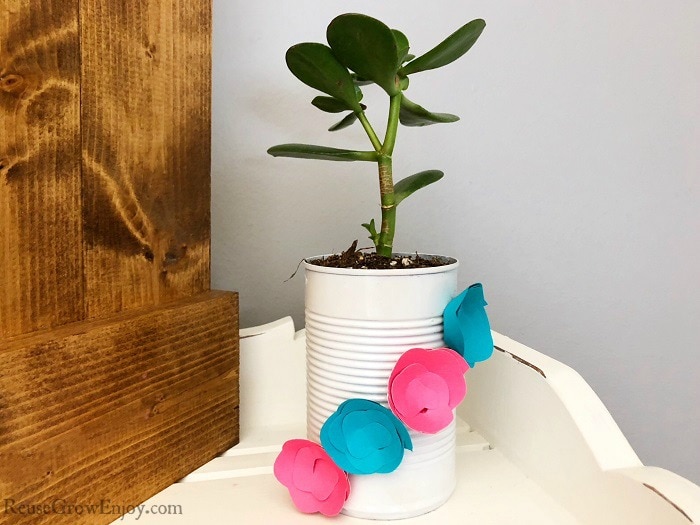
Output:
[{"xmin": 304, "ymin": 255, "xmax": 459, "ymax": 520}]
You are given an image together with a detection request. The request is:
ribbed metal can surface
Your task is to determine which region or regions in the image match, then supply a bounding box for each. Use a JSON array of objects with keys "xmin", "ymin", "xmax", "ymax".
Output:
[{"xmin": 304, "ymin": 256, "xmax": 459, "ymax": 520}]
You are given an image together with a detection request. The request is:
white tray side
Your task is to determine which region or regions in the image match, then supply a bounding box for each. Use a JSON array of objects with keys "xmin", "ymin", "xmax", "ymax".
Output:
[{"xmin": 461, "ymin": 331, "xmax": 700, "ymax": 524}]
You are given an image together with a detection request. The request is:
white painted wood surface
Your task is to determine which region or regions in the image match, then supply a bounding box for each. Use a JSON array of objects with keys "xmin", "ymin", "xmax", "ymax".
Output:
[{"xmin": 115, "ymin": 318, "xmax": 700, "ymax": 524}]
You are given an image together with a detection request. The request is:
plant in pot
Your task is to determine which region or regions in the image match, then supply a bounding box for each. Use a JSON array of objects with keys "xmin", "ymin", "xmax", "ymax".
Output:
[{"xmin": 268, "ymin": 13, "xmax": 490, "ymax": 520}]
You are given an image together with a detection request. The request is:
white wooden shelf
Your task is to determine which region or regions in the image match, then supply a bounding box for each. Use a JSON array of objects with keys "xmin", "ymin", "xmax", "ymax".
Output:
[{"xmin": 115, "ymin": 318, "xmax": 700, "ymax": 524}]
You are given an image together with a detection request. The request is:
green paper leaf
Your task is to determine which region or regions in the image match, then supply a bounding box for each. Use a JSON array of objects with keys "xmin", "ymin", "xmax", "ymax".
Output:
[
  {"xmin": 399, "ymin": 96, "xmax": 459, "ymax": 127},
  {"xmin": 286, "ymin": 43, "xmax": 362, "ymax": 111},
  {"xmin": 394, "ymin": 170, "xmax": 444, "ymax": 206},
  {"xmin": 267, "ymin": 144, "xmax": 377, "ymax": 162},
  {"xmin": 401, "ymin": 19, "xmax": 485, "ymax": 75},
  {"xmin": 312, "ymin": 96, "xmax": 354, "ymax": 113},
  {"xmin": 327, "ymin": 13, "xmax": 400, "ymax": 96},
  {"xmin": 329, "ymin": 112, "xmax": 359, "ymax": 131}
]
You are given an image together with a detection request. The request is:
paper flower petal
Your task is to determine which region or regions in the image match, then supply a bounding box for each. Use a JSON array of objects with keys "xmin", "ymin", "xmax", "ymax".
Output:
[
  {"xmin": 273, "ymin": 439, "xmax": 350, "ymax": 516},
  {"xmin": 388, "ymin": 348, "xmax": 469, "ymax": 433},
  {"xmin": 404, "ymin": 372, "xmax": 450, "ymax": 410},
  {"xmin": 443, "ymin": 283, "xmax": 494, "ymax": 366},
  {"xmin": 289, "ymin": 489, "xmax": 322, "ymax": 514},
  {"xmin": 311, "ymin": 459, "xmax": 338, "ymax": 501},
  {"xmin": 392, "ymin": 365, "xmax": 442, "ymax": 415},
  {"xmin": 291, "ymin": 446, "xmax": 320, "ymax": 491},
  {"xmin": 320, "ymin": 399, "xmax": 412, "ymax": 475}
]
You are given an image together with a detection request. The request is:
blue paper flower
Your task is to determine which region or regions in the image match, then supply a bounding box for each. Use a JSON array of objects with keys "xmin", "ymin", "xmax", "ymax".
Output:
[
  {"xmin": 443, "ymin": 283, "xmax": 494, "ymax": 367},
  {"xmin": 320, "ymin": 399, "xmax": 412, "ymax": 475}
]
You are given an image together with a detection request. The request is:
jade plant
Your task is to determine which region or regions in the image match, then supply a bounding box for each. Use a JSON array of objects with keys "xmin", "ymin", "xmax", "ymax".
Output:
[{"xmin": 268, "ymin": 13, "xmax": 485, "ymax": 258}]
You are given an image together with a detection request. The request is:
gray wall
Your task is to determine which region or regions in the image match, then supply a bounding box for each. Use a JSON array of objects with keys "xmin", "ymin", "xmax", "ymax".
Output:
[{"xmin": 211, "ymin": 1, "xmax": 700, "ymax": 483}]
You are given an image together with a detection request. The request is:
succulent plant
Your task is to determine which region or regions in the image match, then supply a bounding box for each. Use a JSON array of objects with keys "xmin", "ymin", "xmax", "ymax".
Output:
[{"xmin": 268, "ymin": 13, "xmax": 485, "ymax": 257}]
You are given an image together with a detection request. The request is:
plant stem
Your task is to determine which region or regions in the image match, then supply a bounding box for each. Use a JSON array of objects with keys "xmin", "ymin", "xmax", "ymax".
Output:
[
  {"xmin": 375, "ymin": 94, "xmax": 403, "ymax": 257},
  {"xmin": 357, "ymin": 111, "xmax": 382, "ymax": 152},
  {"xmin": 382, "ymin": 93, "xmax": 402, "ymax": 155},
  {"xmin": 376, "ymin": 155, "xmax": 396, "ymax": 257}
]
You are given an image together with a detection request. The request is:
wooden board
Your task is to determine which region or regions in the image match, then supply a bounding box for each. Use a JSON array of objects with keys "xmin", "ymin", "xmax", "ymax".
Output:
[
  {"xmin": 1, "ymin": 0, "xmax": 213, "ymax": 338},
  {"xmin": 0, "ymin": 0, "xmax": 84, "ymax": 337},
  {"xmin": 80, "ymin": 0, "xmax": 212, "ymax": 319},
  {"xmin": 0, "ymin": 291, "xmax": 239, "ymax": 525},
  {"xmin": 1, "ymin": 1, "xmax": 238, "ymax": 522}
]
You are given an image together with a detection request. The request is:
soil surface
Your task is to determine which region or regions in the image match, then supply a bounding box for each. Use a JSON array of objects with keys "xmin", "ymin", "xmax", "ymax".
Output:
[{"xmin": 307, "ymin": 240, "xmax": 452, "ymax": 270}]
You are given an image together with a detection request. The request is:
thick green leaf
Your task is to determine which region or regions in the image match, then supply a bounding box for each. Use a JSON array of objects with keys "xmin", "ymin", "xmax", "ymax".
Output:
[
  {"xmin": 394, "ymin": 170, "xmax": 444, "ymax": 206},
  {"xmin": 329, "ymin": 112, "xmax": 358, "ymax": 131},
  {"xmin": 392, "ymin": 29, "xmax": 410, "ymax": 66},
  {"xmin": 354, "ymin": 84, "xmax": 364, "ymax": 102},
  {"xmin": 399, "ymin": 96, "xmax": 459, "ymax": 127},
  {"xmin": 401, "ymin": 19, "xmax": 485, "ymax": 75},
  {"xmin": 403, "ymin": 53, "xmax": 416, "ymax": 64},
  {"xmin": 351, "ymin": 73, "xmax": 373, "ymax": 86},
  {"xmin": 312, "ymin": 96, "xmax": 366, "ymax": 114},
  {"xmin": 327, "ymin": 13, "xmax": 399, "ymax": 95},
  {"xmin": 267, "ymin": 144, "xmax": 377, "ymax": 162},
  {"xmin": 286, "ymin": 43, "xmax": 361, "ymax": 111},
  {"xmin": 312, "ymin": 96, "xmax": 354, "ymax": 113}
]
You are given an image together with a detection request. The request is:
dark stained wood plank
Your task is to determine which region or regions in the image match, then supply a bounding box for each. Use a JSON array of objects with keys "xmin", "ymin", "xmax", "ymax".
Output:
[
  {"xmin": 80, "ymin": 0, "xmax": 212, "ymax": 319},
  {"xmin": 0, "ymin": 0, "xmax": 84, "ymax": 337},
  {"xmin": 1, "ymin": 3, "xmax": 236, "ymax": 522},
  {"xmin": 0, "ymin": 291, "xmax": 239, "ymax": 525}
]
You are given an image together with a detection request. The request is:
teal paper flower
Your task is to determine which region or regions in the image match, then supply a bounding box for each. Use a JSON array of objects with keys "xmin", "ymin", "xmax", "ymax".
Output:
[
  {"xmin": 443, "ymin": 283, "xmax": 494, "ymax": 367},
  {"xmin": 320, "ymin": 399, "xmax": 412, "ymax": 475}
]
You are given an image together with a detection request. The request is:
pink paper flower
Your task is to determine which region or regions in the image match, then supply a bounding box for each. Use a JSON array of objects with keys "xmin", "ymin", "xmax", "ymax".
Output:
[
  {"xmin": 388, "ymin": 348, "xmax": 470, "ymax": 434},
  {"xmin": 273, "ymin": 439, "xmax": 350, "ymax": 516}
]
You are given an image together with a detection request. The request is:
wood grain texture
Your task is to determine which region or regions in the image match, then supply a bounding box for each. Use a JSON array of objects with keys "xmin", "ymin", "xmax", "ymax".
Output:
[
  {"xmin": 0, "ymin": 291, "xmax": 239, "ymax": 525},
  {"xmin": 1, "ymin": 3, "xmax": 237, "ymax": 520},
  {"xmin": 80, "ymin": 0, "xmax": 212, "ymax": 319},
  {"xmin": 0, "ymin": 0, "xmax": 84, "ymax": 337}
]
